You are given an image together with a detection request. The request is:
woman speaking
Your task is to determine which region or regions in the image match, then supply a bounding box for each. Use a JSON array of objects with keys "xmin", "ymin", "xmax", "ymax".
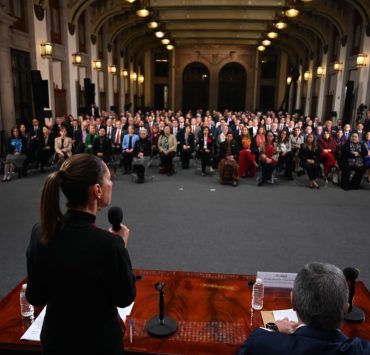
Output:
[{"xmin": 26, "ymin": 154, "xmax": 136, "ymax": 355}]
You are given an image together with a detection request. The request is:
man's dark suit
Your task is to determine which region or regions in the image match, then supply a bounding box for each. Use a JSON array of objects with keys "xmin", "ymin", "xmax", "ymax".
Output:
[{"xmin": 237, "ymin": 326, "xmax": 370, "ymax": 355}]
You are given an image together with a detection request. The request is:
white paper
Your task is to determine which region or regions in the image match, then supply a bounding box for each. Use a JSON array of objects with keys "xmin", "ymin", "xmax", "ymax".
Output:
[
  {"xmin": 20, "ymin": 303, "xmax": 134, "ymax": 342},
  {"xmin": 273, "ymin": 308, "xmax": 298, "ymax": 322},
  {"xmin": 257, "ymin": 271, "xmax": 297, "ymax": 289},
  {"xmin": 117, "ymin": 302, "xmax": 134, "ymax": 322},
  {"xmin": 20, "ymin": 306, "xmax": 46, "ymax": 341}
]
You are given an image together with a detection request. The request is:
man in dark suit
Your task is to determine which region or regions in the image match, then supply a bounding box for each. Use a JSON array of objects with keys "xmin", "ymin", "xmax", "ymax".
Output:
[
  {"xmin": 71, "ymin": 119, "xmax": 83, "ymax": 154},
  {"xmin": 238, "ymin": 262, "xmax": 370, "ymax": 355}
]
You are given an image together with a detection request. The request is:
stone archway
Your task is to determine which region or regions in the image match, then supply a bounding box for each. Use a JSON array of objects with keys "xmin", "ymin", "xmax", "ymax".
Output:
[
  {"xmin": 218, "ymin": 62, "xmax": 246, "ymax": 111},
  {"xmin": 182, "ymin": 62, "xmax": 210, "ymax": 113}
]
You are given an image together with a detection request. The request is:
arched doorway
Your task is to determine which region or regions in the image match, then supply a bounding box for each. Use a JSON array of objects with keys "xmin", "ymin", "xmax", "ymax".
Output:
[
  {"xmin": 182, "ymin": 62, "xmax": 210, "ymax": 112},
  {"xmin": 218, "ymin": 62, "xmax": 246, "ymax": 111}
]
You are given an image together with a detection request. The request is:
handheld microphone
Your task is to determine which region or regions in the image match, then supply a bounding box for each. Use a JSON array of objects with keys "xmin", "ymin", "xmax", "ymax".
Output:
[
  {"xmin": 343, "ymin": 267, "xmax": 365, "ymax": 322},
  {"xmin": 108, "ymin": 206, "xmax": 123, "ymax": 232}
]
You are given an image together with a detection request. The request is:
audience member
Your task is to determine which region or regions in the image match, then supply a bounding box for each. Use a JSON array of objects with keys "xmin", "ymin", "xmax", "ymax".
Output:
[
  {"xmin": 121, "ymin": 126, "xmax": 139, "ymax": 174},
  {"xmin": 258, "ymin": 131, "xmax": 278, "ymax": 186},
  {"xmin": 178, "ymin": 125, "xmax": 195, "ymax": 169},
  {"xmin": 218, "ymin": 132, "xmax": 239, "ymax": 186},
  {"xmin": 158, "ymin": 125, "xmax": 177, "ymax": 176},
  {"xmin": 92, "ymin": 127, "xmax": 112, "ymax": 164},
  {"xmin": 198, "ymin": 126, "xmax": 214, "ymax": 176},
  {"xmin": 133, "ymin": 129, "xmax": 151, "ymax": 183},
  {"xmin": 318, "ymin": 130, "xmax": 337, "ymax": 179},
  {"xmin": 299, "ymin": 133, "xmax": 321, "ymax": 189},
  {"xmin": 54, "ymin": 127, "xmax": 72, "ymax": 166}
]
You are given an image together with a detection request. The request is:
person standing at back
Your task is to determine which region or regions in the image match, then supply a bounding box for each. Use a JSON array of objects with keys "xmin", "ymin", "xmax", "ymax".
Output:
[{"xmin": 26, "ymin": 154, "xmax": 136, "ymax": 355}]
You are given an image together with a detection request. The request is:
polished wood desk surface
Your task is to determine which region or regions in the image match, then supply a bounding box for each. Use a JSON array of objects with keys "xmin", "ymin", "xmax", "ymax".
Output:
[{"xmin": 0, "ymin": 269, "xmax": 369, "ymax": 354}]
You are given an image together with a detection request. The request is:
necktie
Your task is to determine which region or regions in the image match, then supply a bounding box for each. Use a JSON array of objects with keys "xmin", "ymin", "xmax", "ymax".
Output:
[
  {"xmin": 128, "ymin": 136, "xmax": 132, "ymax": 149},
  {"xmin": 61, "ymin": 139, "xmax": 64, "ymax": 149},
  {"xmin": 116, "ymin": 131, "xmax": 121, "ymax": 145}
]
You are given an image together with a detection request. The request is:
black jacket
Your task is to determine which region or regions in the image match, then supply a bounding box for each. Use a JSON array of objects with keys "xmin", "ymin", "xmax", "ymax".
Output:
[{"xmin": 26, "ymin": 210, "xmax": 136, "ymax": 355}]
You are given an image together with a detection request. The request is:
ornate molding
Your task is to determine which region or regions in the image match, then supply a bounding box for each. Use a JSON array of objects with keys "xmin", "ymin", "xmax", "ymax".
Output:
[
  {"xmin": 341, "ymin": 35, "xmax": 347, "ymax": 47},
  {"xmin": 34, "ymin": 4, "xmax": 45, "ymax": 21},
  {"xmin": 107, "ymin": 43, "xmax": 112, "ymax": 52},
  {"xmin": 91, "ymin": 34, "xmax": 97, "ymax": 45},
  {"xmin": 68, "ymin": 22, "xmax": 75, "ymax": 35}
]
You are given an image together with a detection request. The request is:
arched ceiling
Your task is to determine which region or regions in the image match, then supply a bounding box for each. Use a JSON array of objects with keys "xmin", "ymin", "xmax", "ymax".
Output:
[{"xmin": 66, "ymin": 0, "xmax": 369, "ymax": 58}]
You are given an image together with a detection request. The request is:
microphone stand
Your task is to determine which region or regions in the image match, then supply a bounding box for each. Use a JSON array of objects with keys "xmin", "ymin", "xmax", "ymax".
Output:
[{"xmin": 146, "ymin": 282, "xmax": 177, "ymax": 337}]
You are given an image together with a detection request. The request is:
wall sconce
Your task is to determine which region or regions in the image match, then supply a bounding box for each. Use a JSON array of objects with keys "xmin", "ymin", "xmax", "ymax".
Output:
[
  {"xmin": 161, "ymin": 38, "xmax": 170, "ymax": 45},
  {"xmin": 262, "ymin": 39, "xmax": 271, "ymax": 46},
  {"xmin": 109, "ymin": 65, "xmax": 117, "ymax": 75},
  {"xmin": 121, "ymin": 69, "xmax": 128, "ymax": 77},
  {"xmin": 93, "ymin": 59, "xmax": 103, "ymax": 71},
  {"xmin": 72, "ymin": 53, "xmax": 82, "ymax": 65},
  {"xmin": 357, "ymin": 53, "xmax": 368, "ymax": 67},
  {"xmin": 333, "ymin": 62, "xmax": 343, "ymax": 71},
  {"xmin": 148, "ymin": 21, "xmax": 159, "ymax": 29},
  {"xmin": 155, "ymin": 30, "xmax": 165, "ymax": 38},
  {"xmin": 40, "ymin": 42, "xmax": 53, "ymax": 59},
  {"xmin": 257, "ymin": 45, "xmax": 266, "ymax": 52},
  {"xmin": 303, "ymin": 70, "xmax": 312, "ymax": 80},
  {"xmin": 287, "ymin": 76, "xmax": 292, "ymax": 85},
  {"xmin": 131, "ymin": 72, "xmax": 138, "ymax": 81},
  {"xmin": 166, "ymin": 44, "xmax": 174, "ymax": 50},
  {"xmin": 267, "ymin": 31, "xmax": 279, "ymax": 39},
  {"xmin": 285, "ymin": 6, "xmax": 300, "ymax": 18},
  {"xmin": 138, "ymin": 74, "xmax": 144, "ymax": 84},
  {"xmin": 317, "ymin": 66, "xmax": 326, "ymax": 77}
]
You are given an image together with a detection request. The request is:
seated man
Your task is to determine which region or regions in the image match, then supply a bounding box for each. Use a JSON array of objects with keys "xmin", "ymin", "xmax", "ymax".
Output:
[{"xmin": 238, "ymin": 262, "xmax": 370, "ymax": 355}]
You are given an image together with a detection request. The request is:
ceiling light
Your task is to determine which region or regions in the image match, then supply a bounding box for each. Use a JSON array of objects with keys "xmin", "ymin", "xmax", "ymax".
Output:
[
  {"xmin": 155, "ymin": 30, "xmax": 165, "ymax": 38},
  {"xmin": 262, "ymin": 39, "xmax": 271, "ymax": 46},
  {"xmin": 148, "ymin": 21, "xmax": 159, "ymax": 29},
  {"xmin": 161, "ymin": 38, "xmax": 170, "ymax": 45},
  {"xmin": 285, "ymin": 6, "xmax": 300, "ymax": 18},
  {"xmin": 136, "ymin": 7, "xmax": 150, "ymax": 17},
  {"xmin": 257, "ymin": 45, "xmax": 266, "ymax": 52},
  {"xmin": 274, "ymin": 20, "xmax": 287, "ymax": 30},
  {"xmin": 267, "ymin": 31, "xmax": 279, "ymax": 39},
  {"xmin": 287, "ymin": 76, "xmax": 292, "ymax": 85},
  {"xmin": 125, "ymin": 0, "xmax": 136, "ymax": 3},
  {"xmin": 166, "ymin": 44, "xmax": 174, "ymax": 50}
]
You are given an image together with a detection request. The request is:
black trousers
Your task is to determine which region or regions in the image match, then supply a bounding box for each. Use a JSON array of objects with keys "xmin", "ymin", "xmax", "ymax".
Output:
[
  {"xmin": 278, "ymin": 151, "xmax": 293, "ymax": 178},
  {"xmin": 301, "ymin": 161, "xmax": 321, "ymax": 180},
  {"xmin": 181, "ymin": 149, "xmax": 192, "ymax": 168},
  {"xmin": 122, "ymin": 152, "xmax": 134, "ymax": 172},
  {"xmin": 199, "ymin": 151, "xmax": 212, "ymax": 173},
  {"xmin": 160, "ymin": 151, "xmax": 175, "ymax": 172},
  {"xmin": 261, "ymin": 162, "xmax": 276, "ymax": 181},
  {"xmin": 341, "ymin": 165, "xmax": 365, "ymax": 190}
]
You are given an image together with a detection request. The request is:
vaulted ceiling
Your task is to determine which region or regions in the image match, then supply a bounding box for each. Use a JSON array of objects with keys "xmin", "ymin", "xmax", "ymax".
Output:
[{"xmin": 66, "ymin": 0, "xmax": 370, "ymax": 59}]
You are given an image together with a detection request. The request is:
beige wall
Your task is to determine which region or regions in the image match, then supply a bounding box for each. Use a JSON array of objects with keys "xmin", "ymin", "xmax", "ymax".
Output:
[{"xmin": 173, "ymin": 45, "xmax": 256, "ymax": 111}]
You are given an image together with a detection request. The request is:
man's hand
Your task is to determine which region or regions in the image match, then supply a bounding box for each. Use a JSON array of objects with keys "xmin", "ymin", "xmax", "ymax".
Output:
[{"xmin": 275, "ymin": 317, "xmax": 299, "ymax": 334}]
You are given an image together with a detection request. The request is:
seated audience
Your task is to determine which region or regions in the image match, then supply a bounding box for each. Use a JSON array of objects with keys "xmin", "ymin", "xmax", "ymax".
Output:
[
  {"xmin": 84, "ymin": 124, "xmax": 98, "ymax": 154},
  {"xmin": 198, "ymin": 126, "xmax": 214, "ymax": 176},
  {"xmin": 276, "ymin": 130, "xmax": 293, "ymax": 180},
  {"xmin": 133, "ymin": 129, "xmax": 152, "ymax": 183},
  {"xmin": 238, "ymin": 127, "xmax": 257, "ymax": 178},
  {"xmin": 258, "ymin": 131, "xmax": 278, "ymax": 186},
  {"xmin": 238, "ymin": 262, "xmax": 370, "ymax": 355},
  {"xmin": 299, "ymin": 133, "xmax": 321, "ymax": 189},
  {"xmin": 38, "ymin": 126, "xmax": 55, "ymax": 172},
  {"xmin": 2, "ymin": 126, "xmax": 28, "ymax": 181},
  {"xmin": 54, "ymin": 127, "xmax": 72, "ymax": 166},
  {"xmin": 121, "ymin": 126, "xmax": 139, "ymax": 174},
  {"xmin": 178, "ymin": 125, "xmax": 195, "ymax": 169},
  {"xmin": 158, "ymin": 125, "xmax": 177, "ymax": 176},
  {"xmin": 218, "ymin": 132, "xmax": 239, "ymax": 186},
  {"xmin": 318, "ymin": 130, "xmax": 337, "ymax": 179},
  {"xmin": 340, "ymin": 132, "xmax": 367, "ymax": 190},
  {"xmin": 92, "ymin": 127, "xmax": 112, "ymax": 164},
  {"xmin": 364, "ymin": 131, "xmax": 370, "ymax": 183},
  {"xmin": 149, "ymin": 125, "xmax": 160, "ymax": 157}
]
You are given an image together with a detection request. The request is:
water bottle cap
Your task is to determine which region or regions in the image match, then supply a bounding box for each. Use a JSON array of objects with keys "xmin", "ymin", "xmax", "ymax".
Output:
[
  {"xmin": 22, "ymin": 283, "xmax": 27, "ymax": 291},
  {"xmin": 255, "ymin": 278, "xmax": 263, "ymax": 284}
]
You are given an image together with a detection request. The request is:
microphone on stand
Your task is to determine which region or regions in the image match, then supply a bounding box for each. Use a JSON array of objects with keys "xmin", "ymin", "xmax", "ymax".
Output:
[
  {"xmin": 108, "ymin": 206, "xmax": 123, "ymax": 232},
  {"xmin": 343, "ymin": 267, "xmax": 365, "ymax": 322},
  {"xmin": 146, "ymin": 282, "xmax": 177, "ymax": 337}
]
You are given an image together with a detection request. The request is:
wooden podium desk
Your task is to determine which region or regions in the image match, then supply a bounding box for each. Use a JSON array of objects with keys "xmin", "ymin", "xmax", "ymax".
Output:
[{"xmin": 0, "ymin": 269, "xmax": 369, "ymax": 355}]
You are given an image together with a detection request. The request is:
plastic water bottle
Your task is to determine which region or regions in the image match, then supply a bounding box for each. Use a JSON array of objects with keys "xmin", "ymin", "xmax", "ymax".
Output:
[
  {"xmin": 252, "ymin": 278, "xmax": 264, "ymax": 310},
  {"xmin": 20, "ymin": 284, "xmax": 34, "ymax": 318}
]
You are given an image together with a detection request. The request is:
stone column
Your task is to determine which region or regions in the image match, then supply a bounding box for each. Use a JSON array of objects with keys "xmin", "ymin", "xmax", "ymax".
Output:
[
  {"xmin": 316, "ymin": 53, "xmax": 329, "ymax": 121},
  {"xmin": 304, "ymin": 59, "xmax": 314, "ymax": 117},
  {"xmin": 144, "ymin": 50, "xmax": 151, "ymax": 107},
  {"xmin": 332, "ymin": 43, "xmax": 347, "ymax": 118},
  {"xmin": 355, "ymin": 35, "xmax": 370, "ymax": 113},
  {"xmin": 0, "ymin": 8, "xmax": 16, "ymax": 133}
]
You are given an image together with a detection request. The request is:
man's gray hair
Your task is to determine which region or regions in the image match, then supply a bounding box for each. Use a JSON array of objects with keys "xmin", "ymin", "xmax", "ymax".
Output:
[{"xmin": 293, "ymin": 262, "xmax": 349, "ymax": 330}]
